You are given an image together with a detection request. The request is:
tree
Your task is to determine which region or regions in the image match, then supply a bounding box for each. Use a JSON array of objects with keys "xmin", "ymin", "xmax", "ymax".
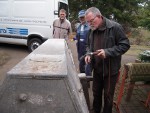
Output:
[
  {"xmin": 138, "ymin": 1, "xmax": 150, "ymax": 30},
  {"xmin": 68, "ymin": 0, "xmax": 150, "ymax": 31}
]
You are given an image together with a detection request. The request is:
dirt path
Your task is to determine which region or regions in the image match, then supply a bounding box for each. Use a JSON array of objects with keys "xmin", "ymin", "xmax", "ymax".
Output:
[{"xmin": 0, "ymin": 43, "xmax": 29, "ymax": 85}]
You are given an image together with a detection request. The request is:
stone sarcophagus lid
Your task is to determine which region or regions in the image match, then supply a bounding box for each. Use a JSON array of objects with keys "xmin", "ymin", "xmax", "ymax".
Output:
[{"xmin": 0, "ymin": 39, "xmax": 89, "ymax": 113}]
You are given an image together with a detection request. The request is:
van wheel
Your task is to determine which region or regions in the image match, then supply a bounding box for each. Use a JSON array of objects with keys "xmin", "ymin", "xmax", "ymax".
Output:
[{"xmin": 28, "ymin": 38, "xmax": 42, "ymax": 52}]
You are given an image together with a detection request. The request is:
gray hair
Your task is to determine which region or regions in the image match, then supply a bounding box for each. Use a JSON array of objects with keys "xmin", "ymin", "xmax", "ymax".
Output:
[
  {"xmin": 85, "ymin": 7, "xmax": 102, "ymax": 17},
  {"xmin": 59, "ymin": 9, "xmax": 66, "ymax": 14}
]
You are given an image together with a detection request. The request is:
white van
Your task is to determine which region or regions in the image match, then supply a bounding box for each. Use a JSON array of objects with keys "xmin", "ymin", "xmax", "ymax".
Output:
[{"xmin": 0, "ymin": 0, "xmax": 68, "ymax": 51}]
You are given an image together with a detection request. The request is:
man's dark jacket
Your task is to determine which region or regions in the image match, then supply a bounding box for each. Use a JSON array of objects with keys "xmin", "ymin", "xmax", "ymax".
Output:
[{"xmin": 86, "ymin": 17, "xmax": 130, "ymax": 76}]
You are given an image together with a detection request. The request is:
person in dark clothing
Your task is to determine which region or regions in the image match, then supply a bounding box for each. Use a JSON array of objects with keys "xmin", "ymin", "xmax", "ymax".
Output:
[
  {"xmin": 75, "ymin": 10, "xmax": 91, "ymax": 76},
  {"xmin": 84, "ymin": 7, "xmax": 130, "ymax": 113}
]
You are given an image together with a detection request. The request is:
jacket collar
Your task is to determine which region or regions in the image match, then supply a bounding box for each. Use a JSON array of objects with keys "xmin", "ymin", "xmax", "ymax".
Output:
[
  {"xmin": 97, "ymin": 17, "xmax": 114, "ymax": 31},
  {"xmin": 80, "ymin": 22, "xmax": 88, "ymax": 27},
  {"xmin": 105, "ymin": 17, "xmax": 114, "ymax": 28},
  {"xmin": 59, "ymin": 18, "xmax": 66, "ymax": 23},
  {"xmin": 85, "ymin": 22, "xmax": 89, "ymax": 27}
]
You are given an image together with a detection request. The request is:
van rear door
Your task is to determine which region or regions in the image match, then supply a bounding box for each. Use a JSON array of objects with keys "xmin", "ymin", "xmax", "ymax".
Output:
[{"xmin": 54, "ymin": 0, "xmax": 69, "ymax": 19}]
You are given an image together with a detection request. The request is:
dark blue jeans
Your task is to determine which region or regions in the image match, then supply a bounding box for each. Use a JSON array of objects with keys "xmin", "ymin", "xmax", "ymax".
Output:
[
  {"xmin": 79, "ymin": 59, "xmax": 91, "ymax": 76},
  {"xmin": 92, "ymin": 71, "xmax": 118, "ymax": 113}
]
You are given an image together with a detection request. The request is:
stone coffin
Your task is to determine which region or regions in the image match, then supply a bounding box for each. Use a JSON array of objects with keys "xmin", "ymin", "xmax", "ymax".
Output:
[{"xmin": 0, "ymin": 39, "xmax": 89, "ymax": 113}]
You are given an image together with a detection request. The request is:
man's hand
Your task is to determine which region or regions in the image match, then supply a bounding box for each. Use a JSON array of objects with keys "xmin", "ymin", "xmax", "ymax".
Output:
[
  {"xmin": 85, "ymin": 55, "xmax": 91, "ymax": 64},
  {"xmin": 95, "ymin": 49, "xmax": 106, "ymax": 59}
]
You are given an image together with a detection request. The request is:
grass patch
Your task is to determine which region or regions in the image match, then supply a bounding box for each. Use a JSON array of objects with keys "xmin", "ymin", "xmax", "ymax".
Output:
[{"xmin": 125, "ymin": 45, "xmax": 150, "ymax": 56}]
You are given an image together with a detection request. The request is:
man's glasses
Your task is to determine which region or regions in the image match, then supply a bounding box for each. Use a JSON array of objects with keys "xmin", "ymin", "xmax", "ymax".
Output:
[{"xmin": 87, "ymin": 16, "xmax": 97, "ymax": 24}]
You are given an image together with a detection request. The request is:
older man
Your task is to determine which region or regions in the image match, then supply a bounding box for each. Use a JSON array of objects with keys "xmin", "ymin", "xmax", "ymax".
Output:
[
  {"xmin": 75, "ymin": 10, "xmax": 91, "ymax": 76},
  {"xmin": 53, "ymin": 9, "xmax": 72, "ymax": 39},
  {"xmin": 84, "ymin": 7, "xmax": 130, "ymax": 113}
]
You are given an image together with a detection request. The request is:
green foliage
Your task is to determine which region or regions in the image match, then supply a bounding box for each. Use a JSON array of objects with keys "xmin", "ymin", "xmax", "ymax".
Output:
[
  {"xmin": 138, "ymin": 50, "xmax": 150, "ymax": 62},
  {"xmin": 137, "ymin": 1, "xmax": 150, "ymax": 30},
  {"xmin": 69, "ymin": 0, "xmax": 150, "ymax": 30},
  {"xmin": 139, "ymin": 18, "xmax": 150, "ymax": 30}
]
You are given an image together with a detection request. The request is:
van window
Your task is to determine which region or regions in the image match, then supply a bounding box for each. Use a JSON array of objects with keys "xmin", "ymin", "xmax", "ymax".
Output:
[{"xmin": 58, "ymin": 2, "xmax": 69, "ymax": 18}]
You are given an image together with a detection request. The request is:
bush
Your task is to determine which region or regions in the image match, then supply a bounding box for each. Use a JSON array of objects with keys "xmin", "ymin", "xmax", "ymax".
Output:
[
  {"xmin": 128, "ymin": 28, "xmax": 150, "ymax": 46},
  {"xmin": 138, "ymin": 50, "xmax": 150, "ymax": 63}
]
